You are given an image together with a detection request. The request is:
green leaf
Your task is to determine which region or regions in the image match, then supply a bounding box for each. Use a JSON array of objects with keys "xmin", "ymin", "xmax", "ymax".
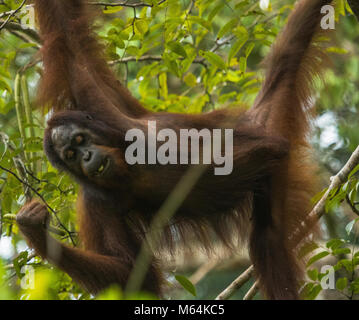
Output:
[
  {"xmin": 350, "ymin": 279, "xmax": 359, "ymax": 294},
  {"xmin": 3, "ymin": 214, "xmax": 16, "ymax": 221},
  {"xmin": 311, "ymin": 188, "xmax": 327, "ymax": 205},
  {"xmin": 301, "ymin": 283, "xmax": 322, "ymax": 300},
  {"xmin": 337, "ymin": 259, "xmax": 354, "ymax": 273},
  {"xmin": 126, "ymin": 46, "xmax": 139, "ymax": 56},
  {"xmin": 326, "ymin": 46, "xmax": 348, "ymax": 55},
  {"xmin": 342, "ymin": 181, "xmax": 349, "ymax": 192},
  {"xmin": 184, "ymin": 73, "xmax": 197, "ymax": 87},
  {"xmin": 245, "ymin": 42, "xmax": 255, "ymax": 58},
  {"xmin": 307, "ymin": 269, "xmax": 318, "ymax": 281},
  {"xmin": 307, "ymin": 251, "xmax": 330, "ymax": 267},
  {"xmin": 189, "ymin": 17, "xmax": 211, "ymax": 31},
  {"xmin": 326, "ymin": 238, "xmax": 345, "ymax": 250},
  {"xmin": 217, "ymin": 18, "xmax": 238, "ymax": 39},
  {"xmin": 332, "ymin": 248, "xmax": 351, "ymax": 256},
  {"xmin": 336, "ymin": 277, "xmax": 348, "ymax": 291},
  {"xmin": 159, "ymin": 73, "xmax": 168, "ymax": 99},
  {"xmin": 13, "ymin": 251, "xmax": 28, "ymax": 278},
  {"xmin": 2, "ymin": 191, "xmax": 13, "ymax": 214},
  {"xmin": 239, "ymin": 56, "xmax": 247, "ymax": 73},
  {"xmin": 0, "ymin": 79, "xmax": 11, "ymax": 92},
  {"xmin": 300, "ymin": 282, "xmax": 314, "ymax": 298},
  {"xmin": 167, "ymin": 42, "xmax": 187, "ymax": 58},
  {"xmin": 208, "ymin": 3, "xmax": 224, "ymax": 22},
  {"xmin": 96, "ymin": 285, "xmax": 123, "ymax": 300},
  {"xmin": 298, "ymin": 241, "xmax": 319, "ymax": 258},
  {"xmin": 165, "ymin": 59, "xmax": 180, "ymax": 77},
  {"xmin": 336, "ymin": 0, "xmax": 345, "ymax": 16},
  {"xmin": 348, "ymin": 164, "xmax": 359, "ymax": 179},
  {"xmin": 345, "ymin": 219, "xmax": 358, "ymax": 235},
  {"xmin": 228, "ymin": 36, "xmax": 248, "ymax": 63},
  {"xmin": 103, "ymin": 7, "xmax": 123, "ymax": 14},
  {"xmin": 135, "ymin": 19, "xmax": 149, "ymax": 35},
  {"xmin": 199, "ymin": 51, "xmax": 226, "ymax": 70},
  {"xmin": 307, "ymin": 284, "xmax": 322, "ymax": 300},
  {"xmin": 349, "ymin": 188, "xmax": 357, "ymax": 205},
  {"xmin": 175, "ymin": 275, "xmax": 196, "ymax": 296}
]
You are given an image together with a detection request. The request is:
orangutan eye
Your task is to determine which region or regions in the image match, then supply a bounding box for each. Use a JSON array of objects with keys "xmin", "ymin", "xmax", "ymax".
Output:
[
  {"xmin": 65, "ymin": 149, "xmax": 76, "ymax": 160},
  {"xmin": 74, "ymin": 134, "xmax": 84, "ymax": 145}
]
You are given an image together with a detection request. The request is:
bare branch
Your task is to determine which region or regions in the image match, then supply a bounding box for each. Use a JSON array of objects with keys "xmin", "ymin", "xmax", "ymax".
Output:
[
  {"xmin": 215, "ymin": 265, "xmax": 254, "ymax": 300},
  {"xmin": 8, "ymin": 30, "xmax": 40, "ymax": 49},
  {"xmin": 88, "ymin": 0, "xmax": 166, "ymax": 8},
  {"xmin": 243, "ymin": 280, "xmax": 259, "ymax": 300},
  {"xmin": 0, "ymin": 0, "xmax": 27, "ymax": 32},
  {"xmin": 0, "ymin": 20, "xmax": 40, "ymax": 43},
  {"xmin": 300, "ymin": 145, "xmax": 359, "ymax": 232},
  {"xmin": 109, "ymin": 55, "xmax": 208, "ymax": 67}
]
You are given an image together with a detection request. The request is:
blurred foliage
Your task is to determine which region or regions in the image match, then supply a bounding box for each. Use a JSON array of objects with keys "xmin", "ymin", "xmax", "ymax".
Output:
[{"xmin": 0, "ymin": 0, "xmax": 358, "ymax": 300}]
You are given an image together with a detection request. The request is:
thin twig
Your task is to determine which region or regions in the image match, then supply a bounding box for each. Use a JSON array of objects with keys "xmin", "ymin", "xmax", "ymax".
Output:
[
  {"xmin": 243, "ymin": 280, "xmax": 259, "ymax": 300},
  {"xmin": 0, "ymin": 0, "xmax": 27, "ymax": 32},
  {"xmin": 8, "ymin": 29, "xmax": 39, "ymax": 48},
  {"xmin": 109, "ymin": 55, "xmax": 207, "ymax": 67},
  {"xmin": 293, "ymin": 145, "xmax": 359, "ymax": 243},
  {"xmin": 0, "ymin": 21, "xmax": 40, "ymax": 42},
  {"xmin": 215, "ymin": 265, "xmax": 254, "ymax": 300},
  {"xmin": 0, "ymin": 8, "xmax": 18, "ymax": 19},
  {"xmin": 0, "ymin": 164, "xmax": 76, "ymax": 246},
  {"xmin": 88, "ymin": 0, "xmax": 166, "ymax": 8}
]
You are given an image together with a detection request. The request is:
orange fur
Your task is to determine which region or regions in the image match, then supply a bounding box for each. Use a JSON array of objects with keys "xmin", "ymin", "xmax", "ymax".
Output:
[{"xmin": 16, "ymin": 0, "xmax": 333, "ymax": 299}]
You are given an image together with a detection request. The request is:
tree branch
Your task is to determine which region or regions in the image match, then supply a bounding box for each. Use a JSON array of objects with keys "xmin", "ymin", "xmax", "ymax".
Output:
[
  {"xmin": 88, "ymin": 0, "xmax": 166, "ymax": 8},
  {"xmin": 215, "ymin": 145, "xmax": 359, "ymax": 300},
  {"xmin": 215, "ymin": 265, "xmax": 254, "ymax": 300},
  {"xmin": 109, "ymin": 55, "xmax": 208, "ymax": 67},
  {"xmin": 243, "ymin": 280, "xmax": 259, "ymax": 300},
  {"xmin": 0, "ymin": 20, "xmax": 40, "ymax": 43},
  {"xmin": 0, "ymin": 0, "xmax": 27, "ymax": 32},
  {"xmin": 302, "ymin": 145, "xmax": 359, "ymax": 228}
]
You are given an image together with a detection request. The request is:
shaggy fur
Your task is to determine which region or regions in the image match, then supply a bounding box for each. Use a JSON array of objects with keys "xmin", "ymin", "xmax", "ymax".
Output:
[{"xmin": 17, "ymin": 0, "xmax": 333, "ymax": 299}]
